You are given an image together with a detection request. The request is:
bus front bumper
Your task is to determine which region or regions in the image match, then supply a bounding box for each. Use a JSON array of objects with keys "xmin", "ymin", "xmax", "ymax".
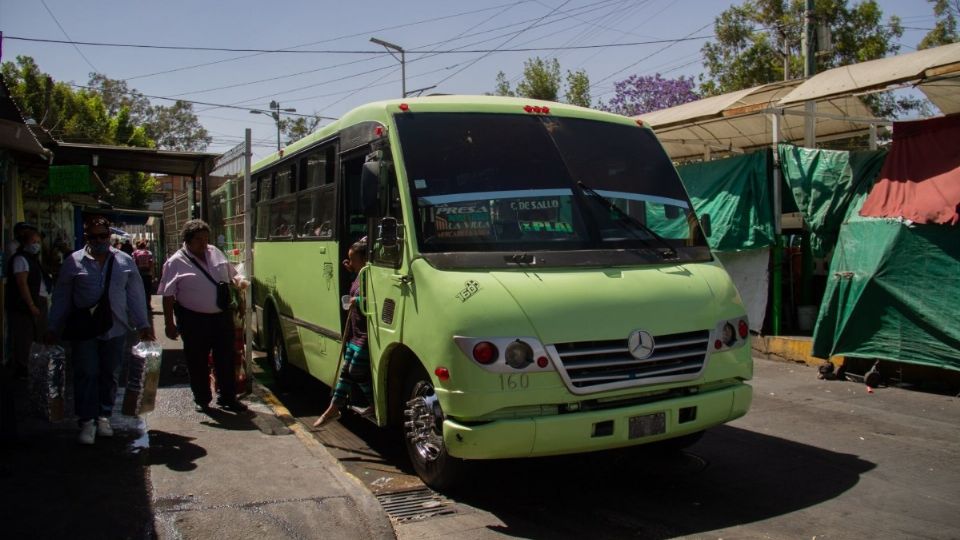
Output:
[{"xmin": 443, "ymin": 382, "xmax": 752, "ymax": 460}]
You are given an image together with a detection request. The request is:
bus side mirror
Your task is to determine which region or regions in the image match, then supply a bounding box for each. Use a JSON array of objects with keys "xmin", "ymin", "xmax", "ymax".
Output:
[
  {"xmin": 700, "ymin": 213, "xmax": 712, "ymax": 237},
  {"xmin": 360, "ymin": 161, "xmax": 380, "ymax": 217},
  {"xmin": 380, "ymin": 216, "xmax": 399, "ymax": 248}
]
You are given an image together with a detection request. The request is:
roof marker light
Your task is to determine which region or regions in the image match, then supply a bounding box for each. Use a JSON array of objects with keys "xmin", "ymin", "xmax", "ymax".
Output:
[
  {"xmin": 636, "ymin": 119, "xmax": 644, "ymax": 126},
  {"xmin": 542, "ymin": 106, "xmax": 550, "ymax": 114},
  {"xmin": 523, "ymin": 105, "xmax": 534, "ymax": 113},
  {"xmin": 399, "ymin": 103, "xmax": 410, "ymax": 111}
]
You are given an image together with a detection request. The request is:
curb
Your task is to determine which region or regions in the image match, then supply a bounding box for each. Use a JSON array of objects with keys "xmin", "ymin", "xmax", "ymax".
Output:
[
  {"xmin": 751, "ymin": 334, "xmax": 843, "ymax": 368},
  {"xmin": 253, "ymin": 380, "xmax": 397, "ymax": 540}
]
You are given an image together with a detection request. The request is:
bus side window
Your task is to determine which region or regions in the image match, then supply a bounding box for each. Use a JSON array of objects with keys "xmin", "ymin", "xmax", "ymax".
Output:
[
  {"xmin": 270, "ymin": 197, "xmax": 296, "ymax": 239},
  {"xmin": 298, "ymin": 144, "xmax": 338, "ymax": 239},
  {"xmin": 255, "ymin": 202, "xmax": 270, "ymax": 240},
  {"xmin": 297, "ymin": 186, "xmax": 336, "ymax": 239}
]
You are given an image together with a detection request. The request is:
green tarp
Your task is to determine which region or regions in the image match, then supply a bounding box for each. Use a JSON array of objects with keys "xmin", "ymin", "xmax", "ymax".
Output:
[
  {"xmin": 676, "ymin": 151, "xmax": 773, "ymax": 252},
  {"xmin": 778, "ymin": 145, "xmax": 887, "ymax": 257},
  {"xmin": 812, "ymin": 219, "xmax": 960, "ymax": 371}
]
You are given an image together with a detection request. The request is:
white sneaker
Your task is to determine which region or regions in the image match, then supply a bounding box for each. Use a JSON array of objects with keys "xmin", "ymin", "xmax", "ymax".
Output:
[
  {"xmin": 78, "ymin": 420, "xmax": 96, "ymax": 445},
  {"xmin": 96, "ymin": 417, "xmax": 114, "ymax": 437}
]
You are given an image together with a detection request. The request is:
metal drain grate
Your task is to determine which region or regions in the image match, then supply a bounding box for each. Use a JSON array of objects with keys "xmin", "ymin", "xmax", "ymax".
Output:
[{"xmin": 376, "ymin": 488, "xmax": 458, "ymax": 522}]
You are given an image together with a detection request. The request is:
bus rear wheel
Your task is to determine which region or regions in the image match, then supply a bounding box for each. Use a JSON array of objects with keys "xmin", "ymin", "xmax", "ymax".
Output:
[
  {"xmin": 402, "ymin": 366, "xmax": 464, "ymax": 491},
  {"xmin": 267, "ymin": 315, "xmax": 292, "ymax": 390}
]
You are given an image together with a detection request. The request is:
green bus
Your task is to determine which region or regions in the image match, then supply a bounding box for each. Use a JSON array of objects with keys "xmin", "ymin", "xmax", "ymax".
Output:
[{"xmin": 250, "ymin": 95, "xmax": 752, "ymax": 489}]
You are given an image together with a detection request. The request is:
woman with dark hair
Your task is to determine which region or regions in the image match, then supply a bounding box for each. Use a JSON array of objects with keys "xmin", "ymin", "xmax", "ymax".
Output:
[
  {"xmin": 5, "ymin": 222, "xmax": 51, "ymax": 378},
  {"xmin": 132, "ymin": 240, "xmax": 154, "ymax": 310},
  {"xmin": 157, "ymin": 219, "xmax": 249, "ymax": 413},
  {"xmin": 47, "ymin": 215, "xmax": 154, "ymax": 445}
]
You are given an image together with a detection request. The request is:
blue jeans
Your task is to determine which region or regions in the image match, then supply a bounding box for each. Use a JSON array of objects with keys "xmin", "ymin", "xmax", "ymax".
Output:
[{"xmin": 71, "ymin": 336, "xmax": 125, "ymax": 422}]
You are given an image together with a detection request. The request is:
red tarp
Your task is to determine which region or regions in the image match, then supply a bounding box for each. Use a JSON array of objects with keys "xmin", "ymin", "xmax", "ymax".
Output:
[{"xmin": 860, "ymin": 114, "xmax": 960, "ymax": 225}]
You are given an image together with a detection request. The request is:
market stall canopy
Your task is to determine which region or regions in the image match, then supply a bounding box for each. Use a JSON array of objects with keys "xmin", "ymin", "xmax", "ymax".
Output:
[
  {"xmin": 779, "ymin": 42, "xmax": 960, "ymax": 114},
  {"xmin": 638, "ymin": 80, "xmax": 877, "ymax": 161},
  {"xmin": 859, "ymin": 114, "xmax": 960, "ymax": 225},
  {"xmin": 51, "ymin": 142, "xmax": 219, "ymax": 177}
]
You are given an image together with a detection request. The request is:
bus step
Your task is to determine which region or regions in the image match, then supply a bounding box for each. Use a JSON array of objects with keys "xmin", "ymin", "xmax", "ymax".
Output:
[{"xmin": 348, "ymin": 405, "xmax": 377, "ymax": 422}]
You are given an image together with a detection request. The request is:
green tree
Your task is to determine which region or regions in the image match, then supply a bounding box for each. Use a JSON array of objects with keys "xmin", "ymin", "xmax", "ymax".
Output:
[
  {"xmin": 146, "ymin": 100, "xmax": 211, "ymax": 151},
  {"xmin": 565, "ymin": 69, "xmax": 591, "ymax": 108},
  {"xmin": 515, "ymin": 57, "xmax": 562, "ymax": 101},
  {"xmin": 280, "ymin": 116, "xmax": 321, "ymax": 145},
  {"xmin": 919, "ymin": 0, "xmax": 959, "ymax": 49},
  {"xmin": 87, "ymin": 73, "xmax": 210, "ymax": 151},
  {"xmin": 493, "ymin": 58, "xmax": 592, "ymax": 106},
  {"xmin": 2, "ymin": 56, "xmax": 163, "ymax": 207},
  {"xmin": 493, "ymin": 72, "xmax": 515, "ymax": 97},
  {"xmin": 700, "ymin": 0, "xmax": 904, "ymax": 96}
]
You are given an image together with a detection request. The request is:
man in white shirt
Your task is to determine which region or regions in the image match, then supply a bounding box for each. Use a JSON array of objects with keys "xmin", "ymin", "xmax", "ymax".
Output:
[{"xmin": 157, "ymin": 219, "xmax": 249, "ymax": 413}]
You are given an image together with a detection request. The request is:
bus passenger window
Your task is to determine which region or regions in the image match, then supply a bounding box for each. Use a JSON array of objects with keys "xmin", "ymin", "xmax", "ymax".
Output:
[
  {"xmin": 303, "ymin": 146, "xmax": 336, "ymax": 190},
  {"xmin": 271, "ymin": 197, "xmax": 295, "ymax": 239},
  {"xmin": 275, "ymin": 166, "xmax": 295, "ymax": 197},
  {"xmin": 255, "ymin": 202, "xmax": 270, "ymax": 240},
  {"xmin": 297, "ymin": 186, "xmax": 336, "ymax": 239}
]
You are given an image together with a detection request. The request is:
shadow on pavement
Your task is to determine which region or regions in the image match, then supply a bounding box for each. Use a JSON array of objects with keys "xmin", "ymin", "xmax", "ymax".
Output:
[
  {"xmin": 455, "ymin": 425, "xmax": 876, "ymax": 540},
  {"xmin": 0, "ymin": 383, "xmax": 156, "ymax": 539}
]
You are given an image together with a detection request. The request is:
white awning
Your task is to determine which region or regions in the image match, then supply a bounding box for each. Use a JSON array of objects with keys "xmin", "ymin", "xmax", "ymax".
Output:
[
  {"xmin": 779, "ymin": 42, "xmax": 960, "ymax": 111},
  {"xmin": 638, "ymin": 80, "xmax": 879, "ymax": 161}
]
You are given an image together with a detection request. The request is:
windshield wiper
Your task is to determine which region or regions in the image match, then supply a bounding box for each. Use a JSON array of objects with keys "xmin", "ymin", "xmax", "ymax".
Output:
[{"xmin": 575, "ymin": 180, "xmax": 678, "ymax": 260}]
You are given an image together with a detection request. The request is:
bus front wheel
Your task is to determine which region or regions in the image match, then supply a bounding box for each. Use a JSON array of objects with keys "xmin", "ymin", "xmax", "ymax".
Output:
[{"xmin": 402, "ymin": 366, "xmax": 464, "ymax": 491}]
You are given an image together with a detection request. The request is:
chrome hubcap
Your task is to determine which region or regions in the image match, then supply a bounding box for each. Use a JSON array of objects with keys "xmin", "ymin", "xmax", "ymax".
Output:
[
  {"xmin": 404, "ymin": 382, "xmax": 445, "ymax": 462},
  {"xmin": 272, "ymin": 327, "xmax": 284, "ymax": 371}
]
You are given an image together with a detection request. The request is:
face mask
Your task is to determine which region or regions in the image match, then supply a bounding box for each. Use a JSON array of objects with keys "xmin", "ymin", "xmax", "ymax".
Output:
[
  {"xmin": 89, "ymin": 242, "xmax": 110, "ymax": 255},
  {"xmin": 25, "ymin": 243, "xmax": 41, "ymax": 255}
]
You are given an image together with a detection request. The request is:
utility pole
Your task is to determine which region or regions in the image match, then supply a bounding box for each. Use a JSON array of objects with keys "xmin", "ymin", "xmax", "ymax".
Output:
[
  {"xmin": 802, "ymin": 0, "xmax": 817, "ymax": 148},
  {"xmin": 250, "ymin": 100, "xmax": 296, "ymax": 151},
  {"xmin": 370, "ymin": 37, "xmax": 406, "ymax": 98}
]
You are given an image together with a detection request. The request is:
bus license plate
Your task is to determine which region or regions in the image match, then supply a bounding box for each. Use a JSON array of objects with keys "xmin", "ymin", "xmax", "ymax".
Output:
[{"xmin": 628, "ymin": 412, "xmax": 666, "ymax": 439}]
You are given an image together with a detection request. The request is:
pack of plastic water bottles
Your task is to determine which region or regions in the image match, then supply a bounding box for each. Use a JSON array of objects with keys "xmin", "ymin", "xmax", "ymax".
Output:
[
  {"xmin": 27, "ymin": 343, "xmax": 66, "ymax": 422},
  {"xmin": 122, "ymin": 341, "xmax": 162, "ymax": 415}
]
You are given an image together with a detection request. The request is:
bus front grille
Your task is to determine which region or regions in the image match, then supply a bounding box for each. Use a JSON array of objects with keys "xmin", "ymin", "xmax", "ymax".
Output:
[{"xmin": 549, "ymin": 330, "xmax": 710, "ymax": 394}]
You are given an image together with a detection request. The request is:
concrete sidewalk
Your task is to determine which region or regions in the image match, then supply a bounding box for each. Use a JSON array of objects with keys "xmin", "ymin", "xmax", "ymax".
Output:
[{"xmin": 0, "ymin": 298, "xmax": 395, "ymax": 539}]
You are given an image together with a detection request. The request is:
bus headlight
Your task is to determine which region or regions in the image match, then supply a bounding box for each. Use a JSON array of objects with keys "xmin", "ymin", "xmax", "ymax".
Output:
[
  {"xmin": 454, "ymin": 336, "xmax": 551, "ymax": 373},
  {"xmin": 711, "ymin": 316, "xmax": 749, "ymax": 352},
  {"xmin": 505, "ymin": 340, "xmax": 534, "ymax": 369}
]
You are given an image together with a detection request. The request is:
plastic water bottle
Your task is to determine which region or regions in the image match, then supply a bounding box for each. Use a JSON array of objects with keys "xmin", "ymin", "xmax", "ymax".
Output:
[{"xmin": 123, "ymin": 341, "xmax": 163, "ymax": 415}]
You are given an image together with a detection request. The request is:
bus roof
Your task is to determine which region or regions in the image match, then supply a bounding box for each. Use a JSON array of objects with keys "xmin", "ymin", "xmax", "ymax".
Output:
[{"xmin": 251, "ymin": 95, "xmax": 639, "ymax": 173}]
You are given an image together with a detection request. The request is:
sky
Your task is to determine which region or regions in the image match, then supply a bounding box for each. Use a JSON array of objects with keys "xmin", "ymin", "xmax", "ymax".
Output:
[{"xmin": 0, "ymin": 0, "xmax": 939, "ymax": 161}]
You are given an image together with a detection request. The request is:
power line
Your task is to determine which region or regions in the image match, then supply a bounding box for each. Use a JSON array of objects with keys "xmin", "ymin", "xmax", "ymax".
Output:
[
  {"xmin": 591, "ymin": 20, "xmax": 713, "ymax": 88},
  {"xmin": 5, "ymin": 34, "xmax": 714, "ymax": 55},
  {"xmin": 121, "ymin": 0, "xmax": 536, "ymax": 81},
  {"xmin": 38, "ymin": 0, "xmax": 98, "ymax": 73},
  {"xmin": 432, "ymin": 0, "xmax": 575, "ymax": 88}
]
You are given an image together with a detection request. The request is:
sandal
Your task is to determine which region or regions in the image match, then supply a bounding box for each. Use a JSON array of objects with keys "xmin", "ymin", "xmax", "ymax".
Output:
[{"xmin": 312, "ymin": 410, "xmax": 341, "ymax": 428}]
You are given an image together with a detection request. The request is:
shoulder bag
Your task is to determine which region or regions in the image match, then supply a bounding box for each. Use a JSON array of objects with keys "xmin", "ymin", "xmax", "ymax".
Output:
[
  {"xmin": 182, "ymin": 249, "xmax": 236, "ymax": 312},
  {"xmin": 62, "ymin": 255, "xmax": 115, "ymax": 341}
]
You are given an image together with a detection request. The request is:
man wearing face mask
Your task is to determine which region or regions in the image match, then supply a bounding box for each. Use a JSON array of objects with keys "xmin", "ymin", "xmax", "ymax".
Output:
[
  {"xmin": 47, "ymin": 215, "xmax": 155, "ymax": 445},
  {"xmin": 4, "ymin": 222, "xmax": 52, "ymax": 379}
]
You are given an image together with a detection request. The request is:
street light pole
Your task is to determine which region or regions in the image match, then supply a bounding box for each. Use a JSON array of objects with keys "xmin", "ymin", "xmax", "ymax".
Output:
[
  {"xmin": 250, "ymin": 100, "xmax": 296, "ymax": 151},
  {"xmin": 370, "ymin": 37, "xmax": 405, "ymax": 97}
]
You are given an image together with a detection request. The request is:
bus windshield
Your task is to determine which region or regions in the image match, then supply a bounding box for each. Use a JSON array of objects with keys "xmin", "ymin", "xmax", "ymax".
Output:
[{"xmin": 395, "ymin": 113, "xmax": 708, "ymax": 260}]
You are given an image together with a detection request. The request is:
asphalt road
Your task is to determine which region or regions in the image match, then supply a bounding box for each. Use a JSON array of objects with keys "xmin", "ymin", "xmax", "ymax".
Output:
[{"xmin": 265, "ymin": 356, "xmax": 960, "ymax": 539}]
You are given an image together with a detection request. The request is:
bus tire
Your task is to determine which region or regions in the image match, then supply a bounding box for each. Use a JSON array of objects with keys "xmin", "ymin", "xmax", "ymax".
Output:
[
  {"xmin": 402, "ymin": 365, "xmax": 464, "ymax": 491},
  {"xmin": 646, "ymin": 430, "xmax": 705, "ymax": 454},
  {"xmin": 267, "ymin": 314, "xmax": 292, "ymax": 390}
]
